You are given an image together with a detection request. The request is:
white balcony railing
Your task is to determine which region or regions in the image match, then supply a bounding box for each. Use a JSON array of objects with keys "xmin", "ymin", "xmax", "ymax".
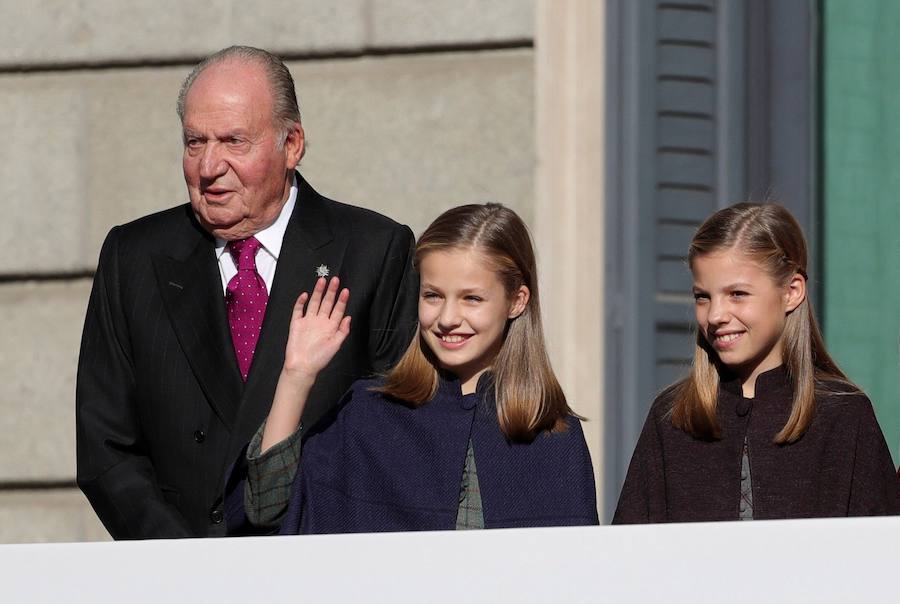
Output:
[{"xmin": 2, "ymin": 516, "xmax": 897, "ymax": 603}]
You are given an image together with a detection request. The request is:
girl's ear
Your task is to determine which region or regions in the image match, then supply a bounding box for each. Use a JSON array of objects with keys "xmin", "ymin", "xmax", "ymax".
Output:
[
  {"xmin": 784, "ymin": 273, "xmax": 806, "ymax": 313},
  {"xmin": 508, "ymin": 285, "xmax": 530, "ymax": 319}
]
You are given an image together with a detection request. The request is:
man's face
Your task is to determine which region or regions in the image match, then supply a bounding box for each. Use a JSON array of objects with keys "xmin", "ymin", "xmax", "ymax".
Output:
[{"xmin": 181, "ymin": 59, "xmax": 304, "ymax": 241}]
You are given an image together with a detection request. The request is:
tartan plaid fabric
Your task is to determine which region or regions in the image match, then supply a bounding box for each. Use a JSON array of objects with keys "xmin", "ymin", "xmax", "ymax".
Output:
[
  {"xmin": 455, "ymin": 439, "xmax": 485, "ymax": 529},
  {"xmin": 739, "ymin": 435, "xmax": 753, "ymax": 520},
  {"xmin": 244, "ymin": 421, "xmax": 303, "ymax": 530}
]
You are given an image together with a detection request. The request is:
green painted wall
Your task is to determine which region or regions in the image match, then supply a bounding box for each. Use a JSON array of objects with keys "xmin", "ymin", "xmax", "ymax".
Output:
[{"xmin": 823, "ymin": 0, "xmax": 900, "ymax": 465}]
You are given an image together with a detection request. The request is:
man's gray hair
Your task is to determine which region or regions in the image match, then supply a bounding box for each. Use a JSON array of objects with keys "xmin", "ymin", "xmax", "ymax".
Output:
[{"xmin": 176, "ymin": 46, "xmax": 302, "ymax": 149}]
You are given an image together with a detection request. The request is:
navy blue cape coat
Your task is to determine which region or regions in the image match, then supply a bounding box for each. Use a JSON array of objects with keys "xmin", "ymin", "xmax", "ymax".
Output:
[{"xmin": 227, "ymin": 374, "xmax": 598, "ymax": 534}]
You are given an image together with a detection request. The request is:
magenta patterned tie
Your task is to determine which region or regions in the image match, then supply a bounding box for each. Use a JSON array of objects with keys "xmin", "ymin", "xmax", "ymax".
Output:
[{"xmin": 225, "ymin": 237, "xmax": 269, "ymax": 381}]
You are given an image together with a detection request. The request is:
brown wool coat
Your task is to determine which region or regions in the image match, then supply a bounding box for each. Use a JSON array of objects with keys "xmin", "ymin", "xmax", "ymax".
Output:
[{"xmin": 613, "ymin": 366, "xmax": 900, "ymax": 523}]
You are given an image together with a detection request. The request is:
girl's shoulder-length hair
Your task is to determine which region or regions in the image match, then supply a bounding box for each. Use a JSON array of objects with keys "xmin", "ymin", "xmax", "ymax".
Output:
[
  {"xmin": 375, "ymin": 203, "xmax": 576, "ymax": 443},
  {"xmin": 670, "ymin": 202, "xmax": 858, "ymax": 444}
]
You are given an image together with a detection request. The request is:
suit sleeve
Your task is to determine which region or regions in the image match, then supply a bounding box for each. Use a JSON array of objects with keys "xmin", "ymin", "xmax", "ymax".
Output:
[
  {"xmin": 612, "ymin": 403, "xmax": 668, "ymax": 524},
  {"xmin": 848, "ymin": 396, "xmax": 900, "ymax": 516},
  {"xmin": 76, "ymin": 227, "xmax": 192, "ymax": 539},
  {"xmin": 366, "ymin": 223, "xmax": 418, "ymax": 373}
]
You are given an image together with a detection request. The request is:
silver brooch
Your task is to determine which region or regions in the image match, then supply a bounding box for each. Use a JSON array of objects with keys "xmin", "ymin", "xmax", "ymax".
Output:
[{"xmin": 315, "ymin": 264, "xmax": 330, "ymax": 278}]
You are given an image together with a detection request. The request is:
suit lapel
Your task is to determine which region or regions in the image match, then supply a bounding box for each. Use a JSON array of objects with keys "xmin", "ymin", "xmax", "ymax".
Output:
[
  {"xmin": 229, "ymin": 176, "xmax": 343, "ymax": 448},
  {"xmin": 153, "ymin": 231, "xmax": 243, "ymax": 432}
]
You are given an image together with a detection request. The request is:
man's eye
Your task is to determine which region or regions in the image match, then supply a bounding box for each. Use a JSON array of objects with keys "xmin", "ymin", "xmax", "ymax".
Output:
[{"xmin": 226, "ymin": 137, "xmax": 244, "ymax": 145}]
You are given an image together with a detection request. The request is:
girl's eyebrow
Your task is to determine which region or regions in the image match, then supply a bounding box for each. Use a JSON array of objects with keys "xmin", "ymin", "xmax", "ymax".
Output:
[{"xmin": 692, "ymin": 282, "xmax": 755, "ymax": 291}]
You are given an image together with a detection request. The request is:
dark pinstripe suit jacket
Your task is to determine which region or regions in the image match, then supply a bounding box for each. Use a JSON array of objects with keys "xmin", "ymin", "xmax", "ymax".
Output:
[{"xmin": 76, "ymin": 173, "xmax": 417, "ymax": 539}]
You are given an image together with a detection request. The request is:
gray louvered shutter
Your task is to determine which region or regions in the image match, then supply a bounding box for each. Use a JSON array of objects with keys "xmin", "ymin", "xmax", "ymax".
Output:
[{"xmin": 654, "ymin": 1, "xmax": 722, "ymax": 391}]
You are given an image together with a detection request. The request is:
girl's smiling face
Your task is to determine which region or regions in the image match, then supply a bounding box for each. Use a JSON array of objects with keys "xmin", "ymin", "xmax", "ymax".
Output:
[
  {"xmin": 691, "ymin": 249, "xmax": 805, "ymax": 393},
  {"xmin": 418, "ymin": 248, "xmax": 528, "ymax": 394}
]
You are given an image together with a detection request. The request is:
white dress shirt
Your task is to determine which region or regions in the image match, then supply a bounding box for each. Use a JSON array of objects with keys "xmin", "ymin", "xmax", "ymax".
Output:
[{"xmin": 214, "ymin": 177, "xmax": 298, "ymax": 295}]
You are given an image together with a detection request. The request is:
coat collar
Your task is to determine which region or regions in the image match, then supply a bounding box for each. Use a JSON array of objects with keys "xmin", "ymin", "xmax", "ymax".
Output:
[
  {"xmin": 152, "ymin": 216, "xmax": 243, "ymax": 431},
  {"xmin": 434, "ymin": 370, "xmax": 495, "ymax": 411},
  {"xmin": 719, "ymin": 364, "xmax": 792, "ymax": 401},
  {"xmin": 231, "ymin": 173, "xmax": 337, "ymax": 435}
]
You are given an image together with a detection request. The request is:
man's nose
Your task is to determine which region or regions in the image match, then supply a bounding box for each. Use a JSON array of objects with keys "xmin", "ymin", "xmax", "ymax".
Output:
[{"xmin": 199, "ymin": 143, "xmax": 227, "ymax": 180}]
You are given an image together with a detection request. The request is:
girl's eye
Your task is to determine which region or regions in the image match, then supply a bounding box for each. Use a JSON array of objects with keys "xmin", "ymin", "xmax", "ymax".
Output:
[
  {"xmin": 693, "ymin": 293, "xmax": 709, "ymax": 302},
  {"xmin": 422, "ymin": 292, "xmax": 439, "ymax": 300},
  {"xmin": 465, "ymin": 296, "xmax": 483, "ymax": 303},
  {"xmin": 731, "ymin": 290, "xmax": 748, "ymax": 298}
]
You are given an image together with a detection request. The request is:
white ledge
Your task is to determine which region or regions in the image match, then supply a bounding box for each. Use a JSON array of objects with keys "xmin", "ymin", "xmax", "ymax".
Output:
[{"xmin": 2, "ymin": 516, "xmax": 896, "ymax": 602}]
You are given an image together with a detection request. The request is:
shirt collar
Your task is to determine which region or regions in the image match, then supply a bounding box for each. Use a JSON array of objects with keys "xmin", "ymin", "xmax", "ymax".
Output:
[{"xmin": 215, "ymin": 174, "xmax": 298, "ymax": 259}]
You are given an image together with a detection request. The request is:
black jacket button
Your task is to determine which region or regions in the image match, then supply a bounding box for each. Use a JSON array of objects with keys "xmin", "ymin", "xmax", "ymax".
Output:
[
  {"xmin": 210, "ymin": 509, "xmax": 223, "ymax": 524},
  {"xmin": 193, "ymin": 430, "xmax": 206, "ymax": 443}
]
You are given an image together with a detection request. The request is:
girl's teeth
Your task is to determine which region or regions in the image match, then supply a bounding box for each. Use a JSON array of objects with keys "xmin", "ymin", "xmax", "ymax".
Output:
[
  {"xmin": 442, "ymin": 335, "xmax": 464, "ymax": 343},
  {"xmin": 716, "ymin": 333, "xmax": 741, "ymax": 342}
]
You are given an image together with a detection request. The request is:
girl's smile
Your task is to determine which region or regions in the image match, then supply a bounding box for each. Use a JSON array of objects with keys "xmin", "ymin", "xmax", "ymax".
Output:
[
  {"xmin": 711, "ymin": 331, "xmax": 745, "ymax": 349},
  {"xmin": 435, "ymin": 332, "xmax": 473, "ymax": 348}
]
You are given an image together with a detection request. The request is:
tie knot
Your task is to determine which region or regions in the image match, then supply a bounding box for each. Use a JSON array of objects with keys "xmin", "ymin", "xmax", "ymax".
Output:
[{"xmin": 227, "ymin": 237, "xmax": 262, "ymax": 271}]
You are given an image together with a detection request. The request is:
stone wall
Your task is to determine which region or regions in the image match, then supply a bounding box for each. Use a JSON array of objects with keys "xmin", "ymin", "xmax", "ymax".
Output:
[{"xmin": 0, "ymin": 0, "xmax": 535, "ymax": 543}]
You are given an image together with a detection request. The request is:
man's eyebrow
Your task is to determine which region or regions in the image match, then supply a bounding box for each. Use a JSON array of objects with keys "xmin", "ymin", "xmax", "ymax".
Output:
[{"xmin": 182, "ymin": 128, "xmax": 250, "ymax": 139}]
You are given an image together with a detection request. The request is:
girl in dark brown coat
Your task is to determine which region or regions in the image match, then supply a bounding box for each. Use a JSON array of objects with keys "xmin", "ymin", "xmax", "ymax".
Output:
[{"xmin": 614, "ymin": 203, "xmax": 899, "ymax": 522}]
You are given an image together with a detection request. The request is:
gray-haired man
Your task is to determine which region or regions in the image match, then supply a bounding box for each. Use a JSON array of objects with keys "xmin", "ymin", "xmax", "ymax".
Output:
[{"xmin": 76, "ymin": 46, "xmax": 417, "ymax": 538}]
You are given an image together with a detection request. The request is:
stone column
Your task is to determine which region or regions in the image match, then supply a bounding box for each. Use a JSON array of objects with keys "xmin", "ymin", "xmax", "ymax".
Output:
[{"xmin": 534, "ymin": 0, "xmax": 607, "ymax": 517}]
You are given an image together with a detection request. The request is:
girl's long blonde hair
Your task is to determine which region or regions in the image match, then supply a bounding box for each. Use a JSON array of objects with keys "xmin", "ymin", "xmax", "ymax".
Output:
[
  {"xmin": 377, "ymin": 203, "xmax": 572, "ymax": 442},
  {"xmin": 671, "ymin": 203, "xmax": 853, "ymax": 443}
]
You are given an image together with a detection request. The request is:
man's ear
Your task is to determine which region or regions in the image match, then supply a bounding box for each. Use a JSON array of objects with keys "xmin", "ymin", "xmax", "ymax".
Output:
[
  {"xmin": 284, "ymin": 122, "xmax": 305, "ymax": 168},
  {"xmin": 508, "ymin": 285, "xmax": 530, "ymax": 319},
  {"xmin": 784, "ymin": 273, "xmax": 806, "ymax": 313}
]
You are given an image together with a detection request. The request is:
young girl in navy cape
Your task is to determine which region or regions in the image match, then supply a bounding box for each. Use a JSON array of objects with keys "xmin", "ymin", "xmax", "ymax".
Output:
[
  {"xmin": 227, "ymin": 203, "xmax": 598, "ymax": 533},
  {"xmin": 614, "ymin": 203, "xmax": 899, "ymax": 523}
]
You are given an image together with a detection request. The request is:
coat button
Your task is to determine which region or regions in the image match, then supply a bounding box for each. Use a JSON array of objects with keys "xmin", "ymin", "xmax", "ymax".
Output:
[
  {"xmin": 210, "ymin": 509, "xmax": 223, "ymax": 524},
  {"xmin": 193, "ymin": 430, "xmax": 206, "ymax": 443}
]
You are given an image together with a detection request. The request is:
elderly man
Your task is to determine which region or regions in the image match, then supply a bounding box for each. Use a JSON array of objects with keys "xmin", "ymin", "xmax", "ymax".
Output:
[{"xmin": 76, "ymin": 46, "xmax": 417, "ymax": 539}]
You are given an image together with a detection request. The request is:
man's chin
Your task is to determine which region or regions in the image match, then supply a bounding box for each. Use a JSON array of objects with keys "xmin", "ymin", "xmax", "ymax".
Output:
[
  {"xmin": 193, "ymin": 210, "xmax": 250, "ymax": 241},
  {"xmin": 209, "ymin": 223, "xmax": 257, "ymax": 241}
]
